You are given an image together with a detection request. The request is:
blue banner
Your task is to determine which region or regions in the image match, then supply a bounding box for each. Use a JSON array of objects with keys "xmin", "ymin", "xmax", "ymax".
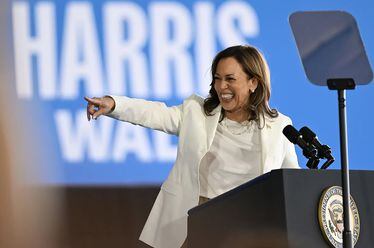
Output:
[{"xmin": 8, "ymin": 0, "xmax": 374, "ymax": 185}]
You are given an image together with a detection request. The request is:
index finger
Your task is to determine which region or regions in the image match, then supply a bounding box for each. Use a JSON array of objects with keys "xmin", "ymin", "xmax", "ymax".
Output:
[{"xmin": 84, "ymin": 96, "xmax": 101, "ymax": 105}]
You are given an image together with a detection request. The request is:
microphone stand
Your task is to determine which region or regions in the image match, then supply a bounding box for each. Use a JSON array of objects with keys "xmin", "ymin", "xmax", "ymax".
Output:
[
  {"xmin": 306, "ymin": 157, "xmax": 319, "ymax": 169},
  {"xmin": 320, "ymin": 158, "xmax": 335, "ymax": 170},
  {"xmin": 327, "ymin": 78, "xmax": 355, "ymax": 248},
  {"xmin": 301, "ymin": 145, "xmax": 319, "ymax": 169}
]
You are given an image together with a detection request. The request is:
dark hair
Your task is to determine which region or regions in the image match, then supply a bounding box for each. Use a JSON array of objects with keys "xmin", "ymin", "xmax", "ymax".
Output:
[{"xmin": 203, "ymin": 45, "xmax": 278, "ymax": 125}]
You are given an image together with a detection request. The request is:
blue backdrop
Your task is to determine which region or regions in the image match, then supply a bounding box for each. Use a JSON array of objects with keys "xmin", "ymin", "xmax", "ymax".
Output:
[{"xmin": 8, "ymin": 0, "xmax": 374, "ymax": 185}]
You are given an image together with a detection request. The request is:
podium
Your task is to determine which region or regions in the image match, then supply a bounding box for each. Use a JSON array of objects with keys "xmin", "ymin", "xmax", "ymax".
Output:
[{"xmin": 187, "ymin": 169, "xmax": 374, "ymax": 247}]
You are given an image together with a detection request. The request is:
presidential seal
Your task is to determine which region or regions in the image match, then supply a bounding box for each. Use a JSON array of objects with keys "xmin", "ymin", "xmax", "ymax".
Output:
[{"xmin": 318, "ymin": 186, "xmax": 360, "ymax": 248}]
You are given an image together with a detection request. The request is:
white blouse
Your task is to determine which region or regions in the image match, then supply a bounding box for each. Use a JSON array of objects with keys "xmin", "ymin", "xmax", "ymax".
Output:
[{"xmin": 199, "ymin": 117, "xmax": 262, "ymax": 199}]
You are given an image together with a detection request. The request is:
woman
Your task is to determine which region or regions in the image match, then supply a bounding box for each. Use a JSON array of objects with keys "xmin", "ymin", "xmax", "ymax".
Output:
[{"xmin": 85, "ymin": 45, "xmax": 299, "ymax": 248}]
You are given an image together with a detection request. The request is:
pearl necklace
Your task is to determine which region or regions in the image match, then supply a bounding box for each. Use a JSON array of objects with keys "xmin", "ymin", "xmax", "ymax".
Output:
[{"xmin": 220, "ymin": 118, "xmax": 254, "ymax": 135}]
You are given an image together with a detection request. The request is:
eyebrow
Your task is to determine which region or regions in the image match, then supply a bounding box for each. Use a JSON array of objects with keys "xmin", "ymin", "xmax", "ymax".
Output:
[{"xmin": 214, "ymin": 73, "xmax": 235, "ymax": 77}]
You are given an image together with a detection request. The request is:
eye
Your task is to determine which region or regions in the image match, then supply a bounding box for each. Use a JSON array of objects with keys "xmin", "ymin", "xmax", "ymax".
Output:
[
  {"xmin": 214, "ymin": 76, "xmax": 221, "ymax": 81},
  {"xmin": 227, "ymin": 77, "xmax": 236, "ymax": 82}
]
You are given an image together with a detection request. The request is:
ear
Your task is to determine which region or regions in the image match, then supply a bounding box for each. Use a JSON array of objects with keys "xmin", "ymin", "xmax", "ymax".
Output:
[{"xmin": 248, "ymin": 78, "xmax": 258, "ymax": 92}]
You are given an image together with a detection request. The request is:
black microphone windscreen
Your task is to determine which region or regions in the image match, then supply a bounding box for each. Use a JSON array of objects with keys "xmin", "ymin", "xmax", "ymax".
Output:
[
  {"xmin": 282, "ymin": 125, "xmax": 300, "ymax": 144},
  {"xmin": 300, "ymin": 126, "xmax": 316, "ymax": 143}
]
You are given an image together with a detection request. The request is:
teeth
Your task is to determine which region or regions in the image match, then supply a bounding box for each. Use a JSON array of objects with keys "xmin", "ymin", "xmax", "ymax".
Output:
[{"xmin": 221, "ymin": 93, "xmax": 234, "ymax": 100}]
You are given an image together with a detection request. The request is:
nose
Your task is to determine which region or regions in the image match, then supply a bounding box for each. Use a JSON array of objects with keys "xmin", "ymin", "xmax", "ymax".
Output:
[{"xmin": 217, "ymin": 80, "xmax": 229, "ymax": 90}]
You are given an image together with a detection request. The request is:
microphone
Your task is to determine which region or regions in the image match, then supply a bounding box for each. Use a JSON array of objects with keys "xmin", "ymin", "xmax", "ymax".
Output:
[
  {"xmin": 299, "ymin": 126, "xmax": 334, "ymax": 160},
  {"xmin": 283, "ymin": 125, "xmax": 318, "ymax": 161}
]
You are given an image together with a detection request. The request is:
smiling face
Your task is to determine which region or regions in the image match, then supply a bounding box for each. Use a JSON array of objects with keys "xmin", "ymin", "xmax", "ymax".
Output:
[{"xmin": 214, "ymin": 57, "xmax": 258, "ymax": 122}]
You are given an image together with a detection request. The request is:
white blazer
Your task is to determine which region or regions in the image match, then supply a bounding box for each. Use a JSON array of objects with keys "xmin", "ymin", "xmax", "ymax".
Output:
[{"xmin": 108, "ymin": 94, "xmax": 299, "ymax": 248}]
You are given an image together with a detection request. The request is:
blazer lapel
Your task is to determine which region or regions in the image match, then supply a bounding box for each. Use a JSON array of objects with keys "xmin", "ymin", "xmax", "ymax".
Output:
[
  {"xmin": 260, "ymin": 114, "xmax": 275, "ymax": 174},
  {"xmin": 205, "ymin": 105, "xmax": 221, "ymax": 150}
]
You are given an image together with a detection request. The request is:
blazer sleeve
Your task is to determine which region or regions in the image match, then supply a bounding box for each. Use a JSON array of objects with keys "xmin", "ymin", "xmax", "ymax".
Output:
[
  {"xmin": 281, "ymin": 118, "xmax": 300, "ymax": 169},
  {"xmin": 106, "ymin": 96, "xmax": 183, "ymax": 136}
]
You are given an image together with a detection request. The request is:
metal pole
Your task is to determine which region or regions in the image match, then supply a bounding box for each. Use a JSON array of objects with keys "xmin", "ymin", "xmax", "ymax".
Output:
[{"xmin": 337, "ymin": 89, "xmax": 353, "ymax": 248}]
